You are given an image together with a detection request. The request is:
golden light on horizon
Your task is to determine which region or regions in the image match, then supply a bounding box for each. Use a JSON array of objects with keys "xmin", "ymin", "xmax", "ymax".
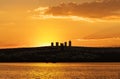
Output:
[
  {"xmin": 0, "ymin": 0, "xmax": 120, "ymax": 48},
  {"xmin": 32, "ymin": 27, "xmax": 63, "ymax": 47}
]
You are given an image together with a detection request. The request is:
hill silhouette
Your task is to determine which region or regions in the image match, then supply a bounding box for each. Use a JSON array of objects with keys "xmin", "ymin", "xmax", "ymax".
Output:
[{"xmin": 0, "ymin": 46, "xmax": 120, "ymax": 62}]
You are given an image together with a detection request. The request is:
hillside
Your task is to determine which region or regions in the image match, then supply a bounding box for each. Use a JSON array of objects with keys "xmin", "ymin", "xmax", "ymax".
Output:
[{"xmin": 0, "ymin": 46, "xmax": 120, "ymax": 62}]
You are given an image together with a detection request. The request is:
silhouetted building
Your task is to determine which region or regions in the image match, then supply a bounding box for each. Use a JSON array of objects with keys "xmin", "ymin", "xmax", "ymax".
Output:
[
  {"xmin": 51, "ymin": 41, "xmax": 72, "ymax": 47},
  {"xmin": 69, "ymin": 40, "xmax": 72, "ymax": 47},
  {"xmin": 56, "ymin": 42, "xmax": 59, "ymax": 47},
  {"xmin": 64, "ymin": 42, "xmax": 67, "ymax": 47},
  {"xmin": 60, "ymin": 43, "xmax": 64, "ymax": 47},
  {"xmin": 51, "ymin": 42, "xmax": 54, "ymax": 47}
]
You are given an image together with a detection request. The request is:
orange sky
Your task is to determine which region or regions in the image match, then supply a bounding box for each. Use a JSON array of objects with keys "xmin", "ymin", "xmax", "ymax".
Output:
[{"xmin": 0, "ymin": 0, "xmax": 120, "ymax": 48}]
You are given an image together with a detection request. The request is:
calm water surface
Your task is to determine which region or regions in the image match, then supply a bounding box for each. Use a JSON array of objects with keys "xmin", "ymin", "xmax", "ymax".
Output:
[{"xmin": 0, "ymin": 63, "xmax": 120, "ymax": 79}]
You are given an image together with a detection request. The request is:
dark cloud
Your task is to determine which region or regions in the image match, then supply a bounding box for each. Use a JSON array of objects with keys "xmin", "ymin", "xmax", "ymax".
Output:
[{"xmin": 45, "ymin": 0, "xmax": 120, "ymax": 18}]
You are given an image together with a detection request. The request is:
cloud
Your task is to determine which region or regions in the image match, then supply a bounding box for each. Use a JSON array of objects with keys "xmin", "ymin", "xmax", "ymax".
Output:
[
  {"xmin": 31, "ymin": 6, "xmax": 118, "ymax": 22},
  {"xmin": 31, "ymin": 0, "xmax": 120, "ymax": 22},
  {"xmin": 44, "ymin": 0, "xmax": 120, "ymax": 19},
  {"xmin": 32, "ymin": 14, "xmax": 97, "ymax": 22}
]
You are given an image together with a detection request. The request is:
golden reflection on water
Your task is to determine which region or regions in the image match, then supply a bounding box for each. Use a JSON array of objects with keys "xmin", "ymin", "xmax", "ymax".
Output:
[{"xmin": 0, "ymin": 63, "xmax": 120, "ymax": 79}]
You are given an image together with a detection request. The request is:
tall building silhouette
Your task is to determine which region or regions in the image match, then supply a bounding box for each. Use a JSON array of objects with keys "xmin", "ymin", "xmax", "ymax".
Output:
[
  {"xmin": 60, "ymin": 43, "xmax": 64, "ymax": 47},
  {"xmin": 56, "ymin": 42, "xmax": 59, "ymax": 47},
  {"xmin": 51, "ymin": 42, "xmax": 54, "ymax": 47},
  {"xmin": 50, "ymin": 40, "xmax": 72, "ymax": 47},
  {"xmin": 64, "ymin": 42, "xmax": 67, "ymax": 47},
  {"xmin": 69, "ymin": 40, "xmax": 72, "ymax": 47}
]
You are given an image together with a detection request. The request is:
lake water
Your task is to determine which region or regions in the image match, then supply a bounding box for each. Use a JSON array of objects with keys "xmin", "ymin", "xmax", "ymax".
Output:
[{"xmin": 0, "ymin": 63, "xmax": 120, "ymax": 79}]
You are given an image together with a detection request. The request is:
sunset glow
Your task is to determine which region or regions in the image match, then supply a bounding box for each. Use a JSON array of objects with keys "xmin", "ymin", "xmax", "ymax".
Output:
[{"xmin": 0, "ymin": 0, "xmax": 120, "ymax": 48}]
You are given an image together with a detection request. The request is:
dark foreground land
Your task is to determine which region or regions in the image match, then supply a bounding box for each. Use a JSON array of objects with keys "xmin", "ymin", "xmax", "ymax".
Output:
[{"xmin": 0, "ymin": 46, "xmax": 120, "ymax": 62}]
